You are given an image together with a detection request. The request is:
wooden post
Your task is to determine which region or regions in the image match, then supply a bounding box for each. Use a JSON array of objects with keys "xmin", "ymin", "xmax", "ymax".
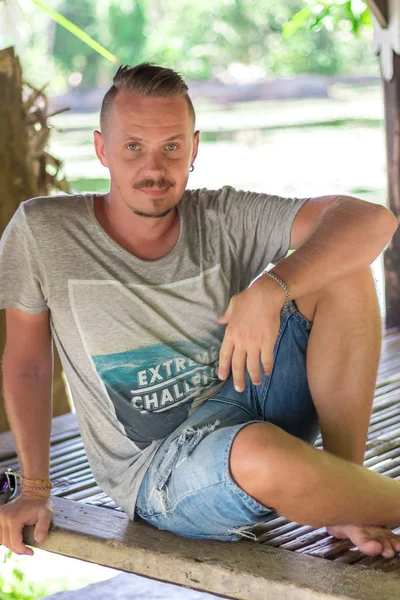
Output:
[
  {"xmin": 0, "ymin": 47, "xmax": 70, "ymax": 433},
  {"xmin": 368, "ymin": 0, "xmax": 400, "ymax": 329},
  {"xmin": 382, "ymin": 51, "xmax": 400, "ymax": 329},
  {"xmin": 368, "ymin": 0, "xmax": 389, "ymax": 28}
]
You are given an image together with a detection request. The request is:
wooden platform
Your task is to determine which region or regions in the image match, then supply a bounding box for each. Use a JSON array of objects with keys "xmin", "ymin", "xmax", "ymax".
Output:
[{"xmin": 2, "ymin": 329, "xmax": 400, "ymax": 599}]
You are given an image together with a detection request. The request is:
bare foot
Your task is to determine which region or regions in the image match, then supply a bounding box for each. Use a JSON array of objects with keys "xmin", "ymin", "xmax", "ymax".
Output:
[{"xmin": 326, "ymin": 525, "xmax": 400, "ymax": 558}]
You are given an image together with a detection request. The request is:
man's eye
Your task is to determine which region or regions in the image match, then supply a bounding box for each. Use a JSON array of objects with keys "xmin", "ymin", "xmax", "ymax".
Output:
[
  {"xmin": 127, "ymin": 143, "xmax": 139, "ymax": 151},
  {"xmin": 166, "ymin": 144, "xmax": 178, "ymax": 151}
]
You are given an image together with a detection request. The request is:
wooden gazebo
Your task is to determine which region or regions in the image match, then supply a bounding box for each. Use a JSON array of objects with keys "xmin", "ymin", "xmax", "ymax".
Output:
[{"xmin": 1, "ymin": 3, "xmax": 400, "ymax": 598}]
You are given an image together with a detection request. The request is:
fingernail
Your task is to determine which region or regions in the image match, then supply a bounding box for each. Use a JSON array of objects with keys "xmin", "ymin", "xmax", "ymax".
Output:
[
  {"xmin": 36, "ymin": 535, "xmax": 43, "ymax": 542},
  {"xmin": 234, "ymin": 385, "xmax": 244, "ymax": 393},
  {"xmin": 218, "ymin": 372, "xmax": 225, "ymax": 380}
]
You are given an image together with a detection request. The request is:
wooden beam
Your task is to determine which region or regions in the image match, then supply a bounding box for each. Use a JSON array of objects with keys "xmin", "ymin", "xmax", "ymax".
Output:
[
  {"xmin": 383, "ymin": 51, "xmax": 400, "ymax": 328},
  {"xmin": 21, "ymin": 496, "xmax": 400, "ymax": 600},
  {"xmin": 367, "ymin": 0, "xmax": 389, "ymax": 29}
]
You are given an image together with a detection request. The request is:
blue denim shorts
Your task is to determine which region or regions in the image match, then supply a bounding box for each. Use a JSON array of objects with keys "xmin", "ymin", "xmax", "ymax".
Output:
[{"xmin": 135, "ymin": 300, "xmax": 320, "ymax": 541}]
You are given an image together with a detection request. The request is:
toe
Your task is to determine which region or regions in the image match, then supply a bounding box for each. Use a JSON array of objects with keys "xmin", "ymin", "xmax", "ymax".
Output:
[
  {"xmin": 391, "ymin": 534, "xmax": 400, "ymax": 553},
  {"xmin": 381, "ymin": 538, "xmax": 395, "ymax": 559},
  {"xmin": 357, "ymin": 538, "xmax": 383, "ymax": 557},
  {"xmin": 349, "ymin": 528, "xmax": 383, "ymax": 556},
  {"xmin": 388, "ymin": 536, "xmax": 400, "ymax": 555}
]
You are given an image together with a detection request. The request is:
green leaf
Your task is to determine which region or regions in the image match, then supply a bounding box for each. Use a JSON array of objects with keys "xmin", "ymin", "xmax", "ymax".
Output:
[
  {"xmin": 29, "ymin": 0, "xmax": 118, "ymax": 63},
  {"xmin": 310, "ymin": 7, "xmax": 332, "ymax": 29},
  {"xmin": 361, "ymin": 6, "xmax": 372, "ymax": 24},
  {"xmin": 12, "ymin": 568, "xmax": 24, "ymax": 582},
  {"xmin": 282, "ymin": 6, "xmax": 313, "ymax": 38},
  {"xmin": 4, "ymin": 550, "xmax": 13, "ymax": 563}
]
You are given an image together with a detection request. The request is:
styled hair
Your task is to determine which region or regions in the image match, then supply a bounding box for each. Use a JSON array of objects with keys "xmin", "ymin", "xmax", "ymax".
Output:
[{"xmin": 100, "ymin": 62, "xmax": 196, "ymax": 133}]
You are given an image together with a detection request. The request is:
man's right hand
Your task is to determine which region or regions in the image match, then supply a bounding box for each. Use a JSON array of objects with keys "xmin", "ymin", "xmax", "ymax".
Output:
[{"xmin": 0, "ymin": 494, "xmax": 53, "ymax": 555}]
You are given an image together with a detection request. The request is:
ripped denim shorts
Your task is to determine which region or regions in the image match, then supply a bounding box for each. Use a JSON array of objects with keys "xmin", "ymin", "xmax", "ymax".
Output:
[{"xmin": 135, "ymin": 300, "xmax": 320, "ymax": 541}]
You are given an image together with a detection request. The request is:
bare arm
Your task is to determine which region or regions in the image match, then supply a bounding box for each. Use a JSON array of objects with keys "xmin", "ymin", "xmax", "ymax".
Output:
[
  {"xmin": 0, "ymin": 308, "xmax": 54, "ymax": 556},
  {"xmin": 273, "ymin": 195, "xmax": 398, "ymax": 300},
  {"xmin": 2, "ymin": 307, "xmax": 53, "ymax": 482}
]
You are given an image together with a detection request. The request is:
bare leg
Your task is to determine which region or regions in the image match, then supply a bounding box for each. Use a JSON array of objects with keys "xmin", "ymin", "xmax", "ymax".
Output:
[
  {"xmin": 230, "ymin": 269, "xmax": 400, "ymax": 557},
  {"xmin": 296, "ymin": 267, "xmax": 382, "ymax": 465},
  {"xmin": 230, "ymin": 421, "xmax": 400, "ymax": 527}
]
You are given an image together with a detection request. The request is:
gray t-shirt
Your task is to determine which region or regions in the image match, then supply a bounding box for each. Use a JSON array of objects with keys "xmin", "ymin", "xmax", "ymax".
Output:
[{"xmin": 0, "ymin": 185, "xmax": 309, "ymax": 519}]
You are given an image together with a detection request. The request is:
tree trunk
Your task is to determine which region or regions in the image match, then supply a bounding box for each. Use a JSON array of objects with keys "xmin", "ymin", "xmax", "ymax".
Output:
[{"xmin": 0, "ymin": 46, "xmax": 71, "ymax": 433}]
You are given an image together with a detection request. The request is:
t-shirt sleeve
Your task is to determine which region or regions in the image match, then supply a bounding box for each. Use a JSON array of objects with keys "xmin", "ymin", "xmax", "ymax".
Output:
[
  {"xmin": 0, "ymin": 203, "xmax": 49, "ymax": 313},
  {"xmin": 217, "ymin": 185, "xmax": 310, "ymax": 288}
]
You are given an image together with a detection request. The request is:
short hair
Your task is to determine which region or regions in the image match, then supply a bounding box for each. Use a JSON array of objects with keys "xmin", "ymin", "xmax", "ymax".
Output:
[{"xmin": 100, "ymin": 62, "xmax": 196, "ymax": 133}]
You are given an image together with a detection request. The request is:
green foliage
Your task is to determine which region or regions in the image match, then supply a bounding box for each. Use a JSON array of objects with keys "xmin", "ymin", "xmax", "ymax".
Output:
[
  {"xmin": 141, "ymin": 0, "xmax": 375, "ymax": 78},
  {"xmin": 108, "ymin": 0, "xmax": 147, "ymax": 67},
  {"xmin": 30, "ymin": 0, "xmax": 116, "ymax": 63},
  {"xmin": 0, "ymin": 551, "xmax": 49, "ymax": 600},
  {"xmin": 283, "ymin": 0, "xmax": 372, "ymax": 39},
  {"xmin": 0, "ymin": 549, "xmax": 111, "ymax": 600},
  {"xmin": 21, "ymin": 0, "xmax": 378, "ymax": 91},
  {"xmin": 52, "ymin": 0, "xmax": 102, "ymax": 87}
]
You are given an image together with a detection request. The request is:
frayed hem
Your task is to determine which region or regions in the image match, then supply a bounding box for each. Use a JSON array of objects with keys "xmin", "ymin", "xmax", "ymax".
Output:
[
  {"xmin": 150, "ymin": 419, "xmax": 221, "ymax": 516},
  {"xmin": 228, "ymin": 525, "xmax": 259, "ymax": 541}
]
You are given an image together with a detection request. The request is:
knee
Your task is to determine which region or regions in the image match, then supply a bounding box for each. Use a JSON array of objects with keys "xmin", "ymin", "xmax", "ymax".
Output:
[
  {"xmin": 229, "ymin": 423, "xmax": 320, "ymax": 517},
  {"xmin": 229, "ymin": 422, "xmax": 284, "ymax": 500},
  {"xmin": 320, "ymin": 268, "xmax": 377, "ymax": 303},
  {"xmin": 295, "ymin": 269, "xmax": 378, "ymax": 323}
]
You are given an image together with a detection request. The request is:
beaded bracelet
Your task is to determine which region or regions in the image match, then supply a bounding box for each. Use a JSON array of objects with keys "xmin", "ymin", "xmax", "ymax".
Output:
[
  {"xmin": 22, "ymin": 484, "xmax": 52, "ymax": 492},
  {"xmin": 9, "ymin": 471, "xmax": 53, "ymax": 490},
  {"xmin": 21, "ymin": 477, "xmax": 53, "ymax": 490}
]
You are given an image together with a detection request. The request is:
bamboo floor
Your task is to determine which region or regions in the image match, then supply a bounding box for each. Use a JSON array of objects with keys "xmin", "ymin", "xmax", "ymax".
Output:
[{"xmin": 1, "ymin": 328, "xmax": 400, "ymax": 574}]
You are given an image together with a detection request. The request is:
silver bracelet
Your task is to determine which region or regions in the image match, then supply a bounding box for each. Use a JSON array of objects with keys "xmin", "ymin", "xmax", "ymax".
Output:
[{"xmin": 263, "ymin": 270, "xmax": 291, "ymax": 312}]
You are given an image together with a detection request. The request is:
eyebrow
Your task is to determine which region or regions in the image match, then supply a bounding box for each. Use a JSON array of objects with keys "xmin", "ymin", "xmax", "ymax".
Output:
[{"xmin": 123, "ymin": 134, "xmax": 187, "ymax": 142}]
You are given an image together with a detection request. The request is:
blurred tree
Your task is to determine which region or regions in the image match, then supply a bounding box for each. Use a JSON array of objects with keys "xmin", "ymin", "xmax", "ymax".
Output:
[
  {"xmin": 108, "ymin": 0, "xmax": 147, "ymax": 68},
  {"xmin": 144, "ymin": 0, "xmax": 376, "ymax": 80},
  {"xmin": 52, "ymin": 0, "xmax": 101, "ymax": 88},
  {"xmin": 18, "ymin": 0, "xmax": 377, "ymax": 90}
]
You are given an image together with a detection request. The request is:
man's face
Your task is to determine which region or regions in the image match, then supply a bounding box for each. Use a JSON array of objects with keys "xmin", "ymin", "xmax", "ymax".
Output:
[{"xmin": 94, "ymin": 90, "xmax": 199, "ymax": 218}]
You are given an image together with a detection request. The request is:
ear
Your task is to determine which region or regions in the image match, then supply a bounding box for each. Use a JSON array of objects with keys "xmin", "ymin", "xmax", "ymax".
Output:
[
  {"xmin": 191, "ymin": 130, "xmax": 200, "ymax": 166},
  {"xmin": 93, "ymin": 130, "xmax": 109, "ymax": 168}
]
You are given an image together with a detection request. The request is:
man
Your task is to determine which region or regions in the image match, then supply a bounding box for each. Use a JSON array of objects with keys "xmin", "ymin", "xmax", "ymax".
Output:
[{"xmin": 0, "ymin": 63, "xmax": 399, "ymax": 559}]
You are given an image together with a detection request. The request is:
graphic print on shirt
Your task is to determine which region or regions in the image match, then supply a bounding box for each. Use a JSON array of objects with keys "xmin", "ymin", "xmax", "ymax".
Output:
[{"xmin": 69, "ymin": 265, "xmax": 229, "ymax": 450}]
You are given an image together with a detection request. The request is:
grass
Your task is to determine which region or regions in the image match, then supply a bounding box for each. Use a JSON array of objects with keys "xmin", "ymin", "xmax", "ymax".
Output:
[{"xmin": 70, "ymin": 178, "xmax": 109, "ymax": 193}]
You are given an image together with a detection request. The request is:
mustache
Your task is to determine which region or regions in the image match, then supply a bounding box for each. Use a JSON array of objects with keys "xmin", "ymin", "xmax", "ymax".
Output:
[{"xmin": 134, "ymin": 178, "xmax": 174, "ymax": 189}]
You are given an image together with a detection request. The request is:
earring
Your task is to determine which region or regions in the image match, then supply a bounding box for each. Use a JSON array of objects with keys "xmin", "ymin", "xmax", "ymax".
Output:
[{"xmin": 189, "ymin": 165, "xmax": 194, "ymax": 172}]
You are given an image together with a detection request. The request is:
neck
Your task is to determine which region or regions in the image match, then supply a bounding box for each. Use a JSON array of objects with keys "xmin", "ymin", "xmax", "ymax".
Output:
[{"xmin": 99, "ymin": 192, "xmax": 178, "ymax": 243}]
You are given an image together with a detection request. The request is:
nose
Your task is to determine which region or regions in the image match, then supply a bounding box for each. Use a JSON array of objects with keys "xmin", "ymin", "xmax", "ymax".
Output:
[{"xmin": 144, "ymin": 150, "xmax": 165, "ymax": 175}]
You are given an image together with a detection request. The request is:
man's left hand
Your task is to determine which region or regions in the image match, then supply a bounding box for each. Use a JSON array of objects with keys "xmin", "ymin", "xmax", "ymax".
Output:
[{"xmin": 217, "ymin": 275, "xmax": 285, "ymax": 392}]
